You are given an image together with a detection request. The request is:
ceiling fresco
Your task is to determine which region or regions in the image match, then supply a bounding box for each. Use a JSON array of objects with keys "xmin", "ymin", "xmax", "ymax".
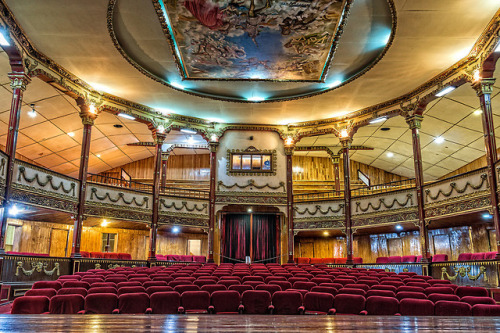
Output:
[{"xmin": 159, "ymin": 0, "xmax": 345, "ymax": 81}]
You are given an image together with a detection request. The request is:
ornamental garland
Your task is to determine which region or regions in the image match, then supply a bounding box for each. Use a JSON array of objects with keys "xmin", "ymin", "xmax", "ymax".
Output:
[
  {"xmin": 294, "ymin": 204, "xmax": 344, "ymax": 216},
  {"xmin": 217, "ymin": 180, "xmax": 285, "ymax": 192},
  {"xmin": 159, "ymin": 199, "xmax": 207, "ymax": 213},
  {"xmin": 355, "ymin": 193, "xmax": 414, "ymax": 213},
  {"xmin": 90, "ymin": 187, "xmax": 149, "ymax": 208},
  {"xmin": 425, "ymin": 174, "xmax": 488, "ymax": 202},
  {"xmin": 18, "ymin": 166, "xmax": 76, "ymax": 196}
]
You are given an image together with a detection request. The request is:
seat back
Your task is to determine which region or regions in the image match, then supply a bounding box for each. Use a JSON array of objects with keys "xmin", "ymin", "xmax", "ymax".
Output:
[
  {"xmin": 150, "ymin": 291, "xmax": 181, "ymax": 314},
  {"xmin": 399, "ymin": 299, "xmax": 434, "ymax": 316},
  {"xmin": 146, "ymin": 286, "xmax": 174, "ymax": 296},
  {"xmin": 118, "ymin": 292, "xmax": 150, "ymax": 314},
  {"xmin": 32, "ymin": 281, "xmax": 62, "ymax": 290},
  {"xmin": 118, "ymin": 286, "xmax": 146, "ymax": 296},
  {"xmin": 57, "ymin": 287, "xmax": 87, "ymax": 297},
  {"xmin": 303, "ymin": 292, "xmax": 334, "ymax": 315},
  {"xmin": 84, "ymin": 293, "xmax": 118, "ymax": 314},
  {"xmin": 333, "ymin": 294, "xmax": 365, "ymax": 315},
  {"xmin": 455, "ymin": 286, "xmax": 489, "ymax": 298},
  {"xmin": 11, "ymin": 296, "xmax": 50, "ymax": 314},
  {"xmin": 435, "ymin": 300, "xmax": 471, "ymax": 316},
  {"xmin": 181, "ymin": 291, "xmax": 210, "ymax": 313},
  {"xmin": 472, "ymin": 304, "xmax": 500, "ymax": 316},
  {"xmin": 366, "ymin": 296, "xmax": 399, "ymax": 315},
  {"xmin": 268, "ymin": 281, "xmax": 292, "ymax": 291},
  {"xmin": 25, "ymin": 288, "xmax": 57, "ymax": 299},
  {"xmin": 427, "ymin": 293, "xmax": 460, "ymax": 303},
  {"xmin": 49, "ymin": 294, "xmax": 85, "ymax": 314},
  {"xmin": 272, "ymin": 291, "xmax": 303, "ymax": 315},
  {"xmin": 88, "ymin": 287, "xmax": 117, "ymax": 294},
  {"xmin": 210, "ymin": 290, "xmax": 241, "ymax": 314},
  {"xmin": 201, "ymin": 284, "xmax": 227, "ymax": 294},
  {"xmin": 241, "ymin": 290, "xmax": 272, "ymax": 314},
  {"xmin": 460, "ymin": 296, "xmax": 496, "ymax": 306},
  {"xmin": 366, "ymin": 290, "xmax": 396, "ymax": 298},
  {"xmin": 62, "ymin": 281, "xmax": 90, "ymax": 289}
]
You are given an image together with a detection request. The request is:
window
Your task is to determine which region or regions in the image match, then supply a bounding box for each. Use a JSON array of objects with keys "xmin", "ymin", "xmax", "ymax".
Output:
[
  {"xmin": 231, "ymin": 153, "xmax": 273, "ymax": 172},
  {"xmin": 101, "ymin": 233, "xmax": 117, "ymax": 252}
]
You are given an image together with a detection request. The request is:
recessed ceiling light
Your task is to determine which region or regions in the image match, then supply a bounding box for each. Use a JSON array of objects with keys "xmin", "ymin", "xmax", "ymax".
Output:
[
  {"xmin": 327, "ymin": 80, "xmax": 342, "ymax": 89},
  {"xmin": 113, "ymin": 124, "xmax": 123, "ymax": 128},
  {"xmin": 172, "ymin": 226, "xmax": 180, "ymax": 233},
  {"xmin": 434, "ymin": 136, "xmax": 445, "ymax": 144},
  {"xmin": 369, "ymin": 117, "xmax": 387, "ymax": 124},
  {"xmin": 395, "ymin": 224, "xmax": 403, "ymax": 231},
  {"xmin": 28, "ymin": 104, "xmax": 37, "ymax": 118},
  {"xmin": 435, "ymin": 86, "xmax": 456, "ymax": 97},
  {"xmin": 247, "ymin": 208, "xmax": 253, "ymax": 213},
  {"xmin": 118, "ymin": 113, "xmax": 135, "ymax": 120},
  {"xmin": 96, "ymin": 154, "xmax": 101, "ymax": 158},
  {"xmin": 8, "ymin": 204, "xmax": 19, "ymax": 216},
  {"xmin": 101, "ymin": 219, "xmax": 109, "ymax": 227},
  {"xmin": 180, "ymin": 128, "xmax": 197, "ymax": 134},
  {"xmin": 473, "ymin": 109, "xmax": 483, "ymax": 115},
  {"xmin": 380, "ymin": 127, "xmax": 391, "ymax": 131},
  {"xmin": 0, "ymin": 31, "xmax": 9, "ymax": 46},
  {"xmin": 67, "ymin": 132, "xmax": 75, "ymax": 137},
  {"xmin": 482, "ymin": 213, "xmax": 493, "ymax": 219},
  {"xmin": 323, "ymin": 231, "xmax": 329, "ymax": 236},
  {"xmin": 386, "ymin": 152, "xmax": 394, "ymax": 158},
  {"xmin": 247, "ymin": 96, "xmax": 265, "ymax": 102}
]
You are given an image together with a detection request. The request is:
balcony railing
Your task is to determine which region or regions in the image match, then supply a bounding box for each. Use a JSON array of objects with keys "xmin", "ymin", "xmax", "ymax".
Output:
[
  {"xmin": 294, "ymin": 190, "xmax": 343, "ymax": 202},
  {"xmin": 351, "ymin": 178, "xmax": 416, "ymax": 197}
]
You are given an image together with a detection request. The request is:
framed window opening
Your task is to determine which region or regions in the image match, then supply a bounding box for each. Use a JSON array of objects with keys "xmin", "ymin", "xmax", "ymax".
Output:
[
  {"xmin": 101, "ymin": 233, "xmax": 117, "ymax": 252},
  {"xmin": 227, "ymin": 147, "xmax": 277, "ymax": 176}
]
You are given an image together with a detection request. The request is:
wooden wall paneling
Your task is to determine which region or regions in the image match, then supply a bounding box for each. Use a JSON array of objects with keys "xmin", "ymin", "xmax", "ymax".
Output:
[
  {"xmin": 300, "ymin": 242, "xmax": 314, "ymax": 258},
  {"xmin": 488, "ymin": 229, "xmax": 497, "ymax": 252},
  {"xmin": 49, "ymin": 228, "xmax": 69, "ymax": 257},
  {"xmin": 471, "ymin": 224, "xmax": 493, "ymax": 253},
  {"xmin": 387, "ymin": 238, "xmax": 403, "ymax": 256},
  {"xmin": 431, "ymin": 234, "xmax": 453, "ymax": 259}
]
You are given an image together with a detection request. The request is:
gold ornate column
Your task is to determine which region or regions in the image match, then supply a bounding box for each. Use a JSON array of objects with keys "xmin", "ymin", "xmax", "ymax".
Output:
[
  {"xmin": 340, "ymin": 137, "xmax": 353, "ymax": 265},
  {"xmin": 207, "ymin": 141, "xmax": 219, "ymax": 263},
  {"xmin": 285, "ymin": 144, "xmax": 295, "ymax": 263}
]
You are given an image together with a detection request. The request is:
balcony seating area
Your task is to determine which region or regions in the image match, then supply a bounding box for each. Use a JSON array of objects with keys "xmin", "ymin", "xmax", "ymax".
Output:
[
  {"xmin": 296, "ymin": 258, "xmax": 363, "ymax": 264},
  {"xmin": 156, "ymin": 255, "xmax": 207, "ymax": 263},
  {"xmin": 457, "ymin": 252, "xmax": 498, "ymax": 261},
  {"xmin": 6, "ymin": 252, "xmax": 49, "ymax": 257},
  {"xmin": 79, "ymin": 252, "xmax": 132, "ymax": 260},
  {"xmin": 374, "ymin": 252, "xmax": 499, "ymax": 263},
  {"xmin": 9, "ymin": 263, "xmax": 500, "ymax": 316}
]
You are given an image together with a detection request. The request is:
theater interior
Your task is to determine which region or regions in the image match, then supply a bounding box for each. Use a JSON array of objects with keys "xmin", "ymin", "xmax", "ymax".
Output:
[{"xmin": 0, "ymin": 0, "xmax": 499, "ymax": 331}]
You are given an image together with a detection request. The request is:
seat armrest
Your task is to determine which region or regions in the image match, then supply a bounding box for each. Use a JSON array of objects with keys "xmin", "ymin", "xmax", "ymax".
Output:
[
  {"xmin": 298, "ymin": 306, "xmax": 305, "ymax": 315},
  {"xmin": 360, "ymin": 310, "xmax": 368, "ymax": 315},
  {"xmin": 395, "ymin": 313, "xmax": 401, "ymax": 316},
  {"xmin": 328, "ymin": 308, "xmax": 335, "ymax": 315},
  {"xmin": 268, "ymin": 305, "xmax": 274, "ymax": 314},
  {"xmin": 178, "ymin": 306, "xmax": 185, "ymax": 314},
  {"xmin": 208, "ymin": 305, "xmax": 215, "ymax": 314},
  {"xmin": 77, "ymin": 310, "xmax": 85, "ymax": 314},
  {"xmin": 145, "ymin": 308, "xmax": 152, "ymax": 314},
  {"xmin": 112, "ymin": 309, "xmax": 120, "ymax": 314},
  {"xmin": 42, "ymin": 312, "xmax": 50, "ymax": 314},
  {"xmin": 238, "ymin": 304, "xmax": 244, "ymax": 314}
]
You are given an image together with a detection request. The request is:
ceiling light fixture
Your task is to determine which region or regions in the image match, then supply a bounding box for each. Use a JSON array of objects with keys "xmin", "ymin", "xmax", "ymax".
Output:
[
  {"xmin": 96, "ymin": 154, "xmax": 101, "ymax": 158},
  {"xmin": 28, "ymin": 104, "xmax": 37, "ymax": 118},
  {"xmin": 172, "ymin": 226, "xmax": 180, "ymax": 233},
  {"xmin": 473, "ymin": 109, "xmax": 483, "ymax": 115},
  {"xmin": 386, "ymin": 152, "xmax": 394, "ymax": 158},
  {"xmin": 187, "ymin": 136, "xmax": 195, "ymax": 143},
  {"xmin": 247, "ymin": 96, "xmax": 265, "ymax": 102},
  {"xmin": 157, "ymin": 125, "xmax": 165, "ymax": 133},
  {"xmin": 118, "ymin": 113, "xmax": 135, "ymax": 120},
  {"xmin": 435, "ymin": 86, "xmax": 456, "ymax": 97},
  {"xmin": 339, "ymin": 129, "xmax": 349, "ymax": 138},
  {"xmin": 180, "ymin": 128, "xmax": 197, "ymax": 134},
  {"xmin": 369, "ymin": 117, "xmax": 387, "ymax": 124},
  {"xmin": 171, "ymin": 82, "xmax": 185, "ymax": 90},
  {"xmin": 434, "ymin": 136, "xmax": 445, "ymax": 144},
  {"xmin": 395, "ymin": 224, "xmax": 403, "ymax": 231},
  {"xmin": 101, "ymin": 219, "xmax": 109, "ymax": 227},
  {"xmin": 0, "ymin": 31, "xmax": 9, "ymax": 46},
  {"xmin": 211, "ymin": 134, "xmax": 218, "ymax": 142},
  {"xmin": 323, "ymin": 231, "xmax": 329, "ymax": 236},
  {"xmin": 482, "ymin": 213, "xmax": 493, "ymax": 219},
  {"xmin": 247, "ymin": 208, "xmax": 253, "ymax": 213},
  {"xmin": 327, "ymin": 80, "xmax": 342, "ymax": 89},
  {"xmin": 285, "ymin": 137, "xmax": 294, "ymax": 146},
  {"xmin": 67, "ymin": 132, "xmax": 75, "ymax": 137},
  {"xmin": 8, "ymin": 204, "xmax": 19, "ymax": 216},
  {"xmin": 89, "ymin": 104, "xmax": 97, "ymax": 114}
]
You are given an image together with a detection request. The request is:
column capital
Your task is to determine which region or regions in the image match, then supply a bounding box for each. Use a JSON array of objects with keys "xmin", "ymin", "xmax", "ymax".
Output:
[
  {"xmin": 8, "ymin": 73, "xmax": 31, "ymax": 91},
  {"xmin": 153, "ymin": 132, "xmax": 166, "ymax": 145},
  {"xmin": 209, "ymin": 141, "xmax": 219, "ymax": 152},
  {"xmin": 161, "ymin": 152, "xmax": 170, "ymax": 161},
  {"xmin": 284, "ymin": 146, "xmax": 295, "ymax": 156},
  {"xmin": 406, "ymin": 114, "xmax": 424, "ymax": 130},
  {"xmin": 472, "ymin": 78, "xmax": 496, "ymax": 97},
  {"xmin": 340, "ymin": 138, "xmax": 352, "ymax": 149},
  {"xmin": 76, "ymin": 99, "xmax": 98, "ymax": 126}
]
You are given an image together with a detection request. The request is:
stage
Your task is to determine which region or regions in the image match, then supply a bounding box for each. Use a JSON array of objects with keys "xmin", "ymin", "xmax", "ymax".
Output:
[{"xmin": 0, "ymin": 314, "xmax": 499, "ymax": 332}]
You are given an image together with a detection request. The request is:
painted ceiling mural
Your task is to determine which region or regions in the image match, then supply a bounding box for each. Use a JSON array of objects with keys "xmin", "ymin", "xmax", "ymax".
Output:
[{"xmin": 161, "ymin": 0, "xmax": 346, "ymax": 81}]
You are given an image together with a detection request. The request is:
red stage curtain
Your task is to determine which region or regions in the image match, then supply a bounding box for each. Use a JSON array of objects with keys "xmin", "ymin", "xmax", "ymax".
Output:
[
  {"xmin": 223, "ymin": 214, "xmax": 250, "ymax": 263},
  {"xmin": 252, "ymin": 214, "xmax": 277, "ymax": 264}
]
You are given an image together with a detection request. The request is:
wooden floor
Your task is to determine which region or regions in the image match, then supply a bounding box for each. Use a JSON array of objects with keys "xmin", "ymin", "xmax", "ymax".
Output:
[{"xmin": 1, "ymin": 315, "xmax": 500, "ymax": 332}]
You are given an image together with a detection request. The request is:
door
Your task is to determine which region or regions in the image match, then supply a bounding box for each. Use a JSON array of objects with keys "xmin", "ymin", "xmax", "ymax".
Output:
[
  {"xmin": 49, "ymin": 228, "xmax": 69, "ymax": 257},
  {"xmin": 188, "ymin": 239, "xmax": 202, "ymax": 256}
]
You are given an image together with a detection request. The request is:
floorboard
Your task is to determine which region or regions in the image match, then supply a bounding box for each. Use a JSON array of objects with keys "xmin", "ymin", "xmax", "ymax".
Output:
[{"xmin": 0, "ymin": 315, "xmax": 500, "ymax": 332}]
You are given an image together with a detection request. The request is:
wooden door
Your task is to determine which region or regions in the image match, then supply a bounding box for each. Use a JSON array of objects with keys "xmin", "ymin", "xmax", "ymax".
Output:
[
  {"xmin": 49, "ymin": 228, "xmax": 69, "ymax": 257},
  {"xmin": 300, "ymin": 242, "xmax": 314, "ymax": 258},
  {"xmin": 488, "ymin": 229, "xmax": 497, "ymax": 252},
  {"xmin": 432, "ymin": 234, "xmax": 452, "ymax": 258}
]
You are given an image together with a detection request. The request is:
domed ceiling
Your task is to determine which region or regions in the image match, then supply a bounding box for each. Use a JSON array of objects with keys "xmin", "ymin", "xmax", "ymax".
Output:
[{"xmin": 110, "ymin": 0, "xmax": 394, "ymax": 102}]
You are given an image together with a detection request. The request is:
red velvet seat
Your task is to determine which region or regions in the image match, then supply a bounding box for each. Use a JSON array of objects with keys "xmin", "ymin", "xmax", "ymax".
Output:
[
  {"xmin": 399, "ymin": 299, "xmax": 434, "ymax": 316},
  {"xmin": 303, "ymin": 292, "xmax": 334, "ymax": 315},
  {"xmin": 268, "ymin": 281, "xmax": 292, "ymax": 291},
  {"xmin": 472, "ymin": 304, "xmax": 500, "ymax": 316},
  {"xmin": 427, "ymin": 293, "xmax": 460, "ymax": 303},
  {"xmin": 310, "ymin": 286, "xmax": 337, "ymax": 296},
  {"xmin": 82, "ymin": 293, "xmax": 118, "ymax": 314},
  {"xmin": 87, "ymin": 287, "xmax": 117, "ymax": 294},
  {"xmin": 180, "ymin": 291, "xmax": 210, "ymax": 314},
  {"xmin": 25, "ymin": 288, "xmax": 57, "ymax": 298},
  {"xmin": 332, "ymin": 294, "xmax": 366, "ymax": 315},
  {"xmin": 32, "ymin": 281, "xmax": 62, "ymax": 290},
  {"xmin": 58, "ymin": 275, "xmax": 81, "ymax": 281},
  {"xmin": 431, "ymin": 254, "xmax": 448, "ymax": 262},
  {"xmin": 289, "ymin": 277, "xmax": 309, "ymax": 285},
  {"xmin": 217, "ymin": 280, "xmax": 240, "ymax": 288},
  {"xmin": 11, "ymin": 296, "xmax": 50, "ymax": 314},
  {"xmin": 61, "ymin": 281, "xmax": 90, "ymax": 289},
  {"xmin": 152, "ymin": 276, "xmax": 174, "ymax": 283},
  {"xmin": 240, "ymin": 290, "xmax": 272, "ymax": 314},
  {"xmin": 406, "ymin": 282, "xmax": 431, "ymax": 289},
  {"xmin": 49, "ymin": 294, "xmax": 85, "ymax": 314},
  {"xmin": 435, "ymin": 300, "xmax": 472, "ymax": 316},
  {"xmin": 396, "ymin": 291, "xmax": 427, "ymax": 301},
  {"xmin": 357, "ymin": 280, "xmax": 379, "ymax": 287},
  {"xmin": 272, "ymin": 291, "xmax": 304, "ymax": 315},
  {"xmin": 57, "ymin": 287, "xmax": 87, "ymax": 297},
  {"xmin": 242, "ymin": 276, "xmax": 264, "ymax": 283},
  {"xmin": 116, "ymin": 292, "xmax": 150, "ymax": 314},
  {"xmin": 427, "ymin": 279, "xmax": 451, "ymax": 286},
  {"xmin": 174, "ymin": 284, "xmax": 201, "ymax": 294},
  {"xmin": 117, "ymin": 286, "xmax": 146, "ymax": 296},
  {"xmin": 255, "ymin": 284, "xmax": 282, "ymax": 295},
  {"xmin": 485, "ymin": 252, "xmax": 497, "ymax": 260},
  {"xmin": 334, "ymin": 278, "xmax": 357, "ymax": 286},
  {"xmin": 457, "ymin": 253, "xmax": 473, "ymax": 261},
  {"xmin": 381, "ymin": 281, "xmax": 405, "ymax": 288},
  {"xmin": 460, "ymin": 296, "xmax": 496, "ymax": 306},
  {"xmin": 366, "ymin": 290, "xmax": 396, "ymax": 298},
  {"xmin": 105, "ymin": 277, "xmax": 128, "ymax": 284},
  {"xmin": 424, "ymin": 287, "xmax": 454, "ymax": 295},
  {"xmin": 376, "ymin": 257, "xmax": 389, "ymax": 263},
  {"xmin": 90, "ymin": 252, "xmax": 104, "ymax": 258},
  {"xmin": 456, "ymin": 286, "xmax": 489, "ymax": 298},
  {"xmin": 82, "ymin": 278, "xmax": 104, "ymax": 284},
  {"xmin": 145, "ymin": 286, "xmax": 174, "ymax": 296},
  {"xmin": 149, "ymin": 292, "xmax": 181, "ymax": 314},
  {"xmin": 265, "ymin": 276, "xmax": 287, "ymax": 283},
  {"xmin": 387, "ymin": 256, "xmax": 402, "ymax": 263},
  {"xmin": 344, "ymin": 284, "xmax": 370, "ymax": 292},
  {"xmin": 118, "ymin": 253, "xmax": 132, "ymax": 260},
  {"xmin": 142, "ymin": 281, "xmax": 166, "ymax": 289},
  {"xmin": 228, "ymin": 284, "xmax": 254, "ymax": 294},
  {"xmin": 292, "ymin": 281, "xmax": 317, "ymax": 291},
  {"xmin": 201, "ymin": 284, "xmax": 227, "ymax": 294},
  {"xmin": 401, "ymin": 255, "xmax": 417, "ymax": 263},
  {"xmin": 471, "ymin": 252, "xmax": 486, "ymax": 260},
  {"xmin": 371, "ymin": 285, "xmax": 397, "ymax": 293},
  {"xmin": 398, "ymin": 286, "xmax": 424, "ymax": 293},
  {"xmin": 338, "ymin": 288, "xmax": 366, "ymax": 297},
  {"xmin": 209, "ymin": 290, "xmax": 241, "ymax": 314},
  {"xmin": 366, "ymin": 296, "xmax": 399, "ymax": 315}
]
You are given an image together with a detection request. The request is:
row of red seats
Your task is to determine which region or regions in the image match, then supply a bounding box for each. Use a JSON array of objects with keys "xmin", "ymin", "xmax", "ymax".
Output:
[
  {"xmin": 79, "ymin": 252, "xmax": 132, "ymax": 260},
  {"xmin": 6, "ymin": 251, "xmax": 49, "ymax": 257},
  {"xmin": 11, "ymin": 290, "xmax": 500, "ymax": 316},
  {"xmin": 457, "ymin": 252, "xmax": 497, "ymax": 261},
  {"xmin": 376, "ymin": 255, "xmax": 424, "ymax": 263},
  {"xmin": 376, "ymin": 252, "xmax": 499, "ymax": 263},
  {"xmin": 295, "ymin": 258, "xmax": 363, "ymax": 264},
  {"xmin": 155, "ymin": 255, "xmax": 206, "ymax": 262}
]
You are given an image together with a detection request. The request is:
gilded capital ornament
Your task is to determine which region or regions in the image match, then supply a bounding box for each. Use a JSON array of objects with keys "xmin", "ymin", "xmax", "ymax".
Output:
[
  {"xmin": 406, "ymin": 114, "xmax": 423, "ymax": 130},
  {"xmin": 284, "ymin": 146, "xmax": 295, "ymax": 156},
  {"xmin": 209, "ymin": 142, "xmax": 219, "ymax": 152},
  {"xmin": 8, "ymin": 73, "xmax": 31, "ymax": 91},
  {"xmin": 161, "ymin": 152, "xmax": 170, "ymax": 161},
  {"xmin": 472, "ymin": 78, "xmax": 495, "ymax": 97}
]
